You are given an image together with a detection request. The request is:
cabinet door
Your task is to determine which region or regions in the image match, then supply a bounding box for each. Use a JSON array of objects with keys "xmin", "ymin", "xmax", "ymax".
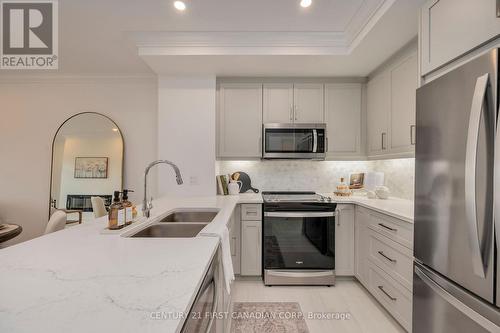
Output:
[
  {"xmin": 420, "ymin": 0, "xmax": 500, "ymax": 75},
  {"xmin": 241, "ymin": 220, "xmax": 262, "ymax": 276},
  {"xmin": 293, "ymin": 84, "xmax": 324, "ymax": 123},
  {"xmin": 335, "ymin": 204, "xmax": 355, "ymax": 276},
  {"xmin": 263, "ymin": 83, "xmax": 294, "ymax": 123},
  {"xmin": 367, "ymin": 72, "xmax": 390, "ymax": 156},
  {"xmin": 325, "ymin": 84, "xmax": 362, "ymax": 159},
  {"xmin": 355, "ymin": 207, "xmax": 370, "ymax": 285},
  {"xmin": 218, "ymin": 83, "xmax": 263, "ymax": 158},
  {"xmin": 389, "ymin": 53, "xmax": 418, "ymax": 152},
  {"xmin": 229, "ymin": 206, "xmax": 241, "ymax": 275}
]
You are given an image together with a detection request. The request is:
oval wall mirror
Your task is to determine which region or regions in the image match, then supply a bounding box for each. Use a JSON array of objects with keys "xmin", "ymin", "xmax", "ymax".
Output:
[{"xmin": 49, "ymin": 112, "xmax": 124, "ymax": 224}]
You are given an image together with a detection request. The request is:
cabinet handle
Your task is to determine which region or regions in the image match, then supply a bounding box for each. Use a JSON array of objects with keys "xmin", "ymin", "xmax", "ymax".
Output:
[
  {"xmin": 410, "ymin": 125, "xmax": 416, "ymax": 145},
  {"xmin": 378, "ymin": 251, "xmax": 397, "ymax": 263},
  {"xmin": 378, "ymin": 223, "xmax": 397, "ymax": 232},
  {"xmin": 294, "ymin": 105, "xmax": 298, "ymax": 121},
  {"xmin": 381, "ymin": 132, "xmax": 387, "ymax": 150},
  {"xmin": 335, "ymin": 209, "xmax": 341, "ymax": 226},
  {"xmin": 378, "ymin": 285, "xmax": 397, "ymax": 301},
  {"xmin": 290, "ymin": 105, "xmax": 293, "ymax": 121}
]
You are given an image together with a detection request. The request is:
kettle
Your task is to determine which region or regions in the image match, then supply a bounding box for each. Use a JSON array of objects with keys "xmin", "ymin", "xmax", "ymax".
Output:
[{"xmin": 228, "ymin": 179, "xmax": 243, "ymax": 195}]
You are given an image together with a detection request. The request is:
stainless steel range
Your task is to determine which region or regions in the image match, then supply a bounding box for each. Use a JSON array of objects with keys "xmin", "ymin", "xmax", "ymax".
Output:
[{"xmin": 262, "ymin": 191, "xmax": 336, "ymax": 286}]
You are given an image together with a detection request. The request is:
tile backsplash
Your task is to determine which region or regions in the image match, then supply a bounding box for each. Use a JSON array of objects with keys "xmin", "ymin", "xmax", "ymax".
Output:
[{"xmin": 216, "ymin": 158, "xmax": 415, "ymax": 200}]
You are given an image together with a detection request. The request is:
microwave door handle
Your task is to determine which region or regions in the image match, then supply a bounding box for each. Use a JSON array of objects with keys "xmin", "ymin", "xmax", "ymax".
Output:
[
  {"xmin": 312, "ymin": 129, "xmax": 318, "ymax": 153},
  {"xmin": 465, "ymin": 73, "xmax": 492, "ymax": 279}
]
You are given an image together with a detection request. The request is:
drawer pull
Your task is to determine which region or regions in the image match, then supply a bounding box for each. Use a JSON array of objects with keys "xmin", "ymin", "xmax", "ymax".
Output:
[
  {"xmin": 378, "ymin": 223, "xmax": 397, "ymax": 232},
  {"xmin": 378, "ymin": 251, "xmax": 397, "ymax": 263},
  {"xmin": 378, "ymin": 285, "xmax": 397, "ymax": 301}
]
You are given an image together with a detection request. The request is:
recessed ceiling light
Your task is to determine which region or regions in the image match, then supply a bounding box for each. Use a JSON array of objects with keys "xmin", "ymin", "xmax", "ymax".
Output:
[
  {"xmin": 300, "ymin": 0, "xmax": 312, "ymax": 8},
  {"xmin": 174, "ymin": 1, "xmax": 186, "ymax": 11},
  {"xmin": 112, "ymin": 128, "xmax": 119, "ymax": 132}
]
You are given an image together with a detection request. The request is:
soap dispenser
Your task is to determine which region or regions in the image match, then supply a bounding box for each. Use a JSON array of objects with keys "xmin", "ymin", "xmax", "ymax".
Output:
[
  {"xmin": 122, "ymin": 189, "xmax": 135, "ymax": 225},
  {"xmin": 108, "ymin": 191, "xmax": 125, "ymax": 230}
]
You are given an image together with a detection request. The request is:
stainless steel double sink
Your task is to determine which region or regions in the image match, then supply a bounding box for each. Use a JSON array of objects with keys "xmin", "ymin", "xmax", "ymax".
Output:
[{"xmin": 129, "ymin": 210, "xmax": 219, "ymax": 238}]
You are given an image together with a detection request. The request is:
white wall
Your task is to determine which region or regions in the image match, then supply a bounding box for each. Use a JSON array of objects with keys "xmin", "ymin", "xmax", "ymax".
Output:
[
  {"xmin": 0, "ymin": 77, "xmax": 158, "ymax": 245},
  {"xmin": 157, "ymin": 76, "xmax": 216, "ymax": 197}
]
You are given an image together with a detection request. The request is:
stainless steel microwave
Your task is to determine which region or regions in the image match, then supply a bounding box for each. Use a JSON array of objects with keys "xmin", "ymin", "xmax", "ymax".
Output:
[{"xmin": 262, "ymin": 123, "xmax": 326, "ymax": 159}]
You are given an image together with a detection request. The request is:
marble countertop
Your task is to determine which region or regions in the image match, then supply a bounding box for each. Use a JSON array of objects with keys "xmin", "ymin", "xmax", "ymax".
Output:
[
  {"xmin": 230, "ymin": 192, "xmax": 413, "ymax": 223},
  {"xmin": 0, "ymin": 195, "xmax": 244, "ymax": 333},
  {"xmin": 0, "ymin": 192, "xmax": 413, "ymax": 333},
  {"xmin": 320, "ymin": 194, "xmax": 414, "ymax": 223}
]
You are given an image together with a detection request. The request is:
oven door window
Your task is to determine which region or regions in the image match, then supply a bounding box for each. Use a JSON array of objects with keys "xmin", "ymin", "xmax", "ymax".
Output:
[
  {"xmin": 265, "ymin": 129, "xmax": 314, "ymax": 153},
  {"xmin": 264, "ymin": 215, "xmax": 335, "ymax": 269}
]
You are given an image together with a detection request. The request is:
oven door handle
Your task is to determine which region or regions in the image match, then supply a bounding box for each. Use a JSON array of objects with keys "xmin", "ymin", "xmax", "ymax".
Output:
[{"xmin": 264, "ymin": 212, "xmax": 335, "ymax": 218}]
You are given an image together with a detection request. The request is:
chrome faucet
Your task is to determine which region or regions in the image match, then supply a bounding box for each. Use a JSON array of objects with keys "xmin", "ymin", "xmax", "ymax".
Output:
[{"xmin": 143, "ymin": 160, "xmax": 183, "ymax": 218}]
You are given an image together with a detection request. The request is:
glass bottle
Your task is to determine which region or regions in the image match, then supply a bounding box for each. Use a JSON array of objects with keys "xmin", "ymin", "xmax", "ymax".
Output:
[{"xmin": 108, "ymin": 191, "xmax": 125, "ymax": 230}]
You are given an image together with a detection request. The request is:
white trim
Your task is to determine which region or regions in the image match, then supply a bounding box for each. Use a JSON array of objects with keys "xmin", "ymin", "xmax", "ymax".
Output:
[
  {"xmin": 0, "ymin": 74, "xmax": 157, "ymax": 84},
  {"xmin": 131, "ymin": 0, "xmax": 396, "ymax": 57}
]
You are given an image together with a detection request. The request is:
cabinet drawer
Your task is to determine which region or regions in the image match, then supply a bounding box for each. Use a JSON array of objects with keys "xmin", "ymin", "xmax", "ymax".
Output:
[
  {"xmin": 368, "ymin": 230, "xmax": 413, "ymax": 291},
  {"xmin": 241, "ymin": 204, "xmax": 262, "ymax": 221},
  {"xmin": 365, "ymin": 209, "xmax": 413, "ymax": 249},
  {"xmin": 368, "ymin": 262, "xmax": 412, "ymax": 331}
]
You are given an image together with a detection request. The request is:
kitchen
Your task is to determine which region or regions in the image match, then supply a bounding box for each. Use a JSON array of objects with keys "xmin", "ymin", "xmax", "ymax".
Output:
[{"xmin": 0, "ymin": 0, "xmax": 499, "ymax": 332}]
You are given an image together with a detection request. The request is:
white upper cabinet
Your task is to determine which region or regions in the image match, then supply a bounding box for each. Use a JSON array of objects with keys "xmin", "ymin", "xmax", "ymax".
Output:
[
  {"xmin": 367, "ymin": 48, "xmax": 418, "ymax": 159},
  {"xmin": 293, "ymin": 84, "xmax": 325, "ymax": 123},
  {"xmin": 263, "ymin": 83, "xmax": 294, "ymax": 123},
  {"xmin": 367, "ymin": 72, "xmax": 390, "ymax": 156},
  {"xmin": 389, "ymin": 53, "xmax": 418, "ymax": 152},
  {"xmin": 217, "ymin": 83, "xmax": 263, "ymax": 158},
  {"xmin": 420, "ymin": 0, "xmax": 500, "ymax": 75},
  {"xmin": 263, "ymin": 83, "xmax": 325, "ymax": 124},
  {"xmin": 324, "ymin": 83, "xmax": 363, "ymax": 159}
]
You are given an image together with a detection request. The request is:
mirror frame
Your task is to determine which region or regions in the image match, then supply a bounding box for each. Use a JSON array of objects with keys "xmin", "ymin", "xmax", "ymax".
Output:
[{"xmin": 48, "ymin": 112, "xmax": 125, "ymax": 219}]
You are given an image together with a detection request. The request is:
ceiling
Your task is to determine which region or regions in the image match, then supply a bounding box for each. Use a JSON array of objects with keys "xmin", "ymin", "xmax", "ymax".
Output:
[{"xmin": 2, "ymin": 0, "xmax": 426, "ymax": 77}]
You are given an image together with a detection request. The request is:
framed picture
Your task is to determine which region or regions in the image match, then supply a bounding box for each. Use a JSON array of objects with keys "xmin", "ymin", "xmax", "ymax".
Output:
[
  {"xmin": 349, "ymin": 173, "xmax": 365, "ymax": 189},
  {"xmin": 74, "ymin": 157, "xmax": 108, "ymax": 179}
]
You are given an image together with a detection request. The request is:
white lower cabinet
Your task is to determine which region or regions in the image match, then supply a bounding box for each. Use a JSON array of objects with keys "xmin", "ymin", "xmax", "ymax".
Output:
[
  {"xmin": 335, "ymin": 204, "xmax": 355, "ymax": 276},
  {"xmin": 228, "ymin": 205, "xmax": 241, "ymax": 275},
  {"xmin": 355, "ymin": 206, "xmax": 413, "ymax": 331},
  {"xmin": 354, "ymin": 206, "xmax": 370, "ymax": 284},
  {"xmin": 367, "ymin": 261, "xmax": 412, "ymax": 331},
  {"xmin": 240, "ymin": 204, "xmax": 262, "ymax": 276}
]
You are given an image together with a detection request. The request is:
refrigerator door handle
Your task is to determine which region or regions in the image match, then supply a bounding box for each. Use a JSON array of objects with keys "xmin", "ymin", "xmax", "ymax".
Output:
[
  {"xmin": 415, "ymin": 265, "xmax": 500, "ymax": 332},
  {"xmin": 495, "ymin": 91, "xmax": 500, "ymax": 265},
  {"xmin": 465, "ymin": 73, "xmax": 490, "ymax": 278}
]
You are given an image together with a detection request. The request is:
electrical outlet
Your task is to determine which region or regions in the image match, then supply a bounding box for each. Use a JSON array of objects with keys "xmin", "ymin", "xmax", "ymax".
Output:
[{"xmin": 189, "ymin": 176, "xmax": 198, "ymax": 185}]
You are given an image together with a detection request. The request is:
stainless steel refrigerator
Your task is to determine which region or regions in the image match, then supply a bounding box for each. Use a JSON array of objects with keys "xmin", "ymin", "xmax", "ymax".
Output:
[{"xmin": 414, "ymin": 48, "xmax": 499, "ymax": 332}]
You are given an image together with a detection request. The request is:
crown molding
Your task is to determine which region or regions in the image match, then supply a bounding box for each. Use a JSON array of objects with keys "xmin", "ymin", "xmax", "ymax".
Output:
[
  {"xmin": 132, "ymin": 31, "xmax": 349, "ymax": 56},
  {"xmin": 130, "ymin": 0, "xmax": 394, "ymax": 57},
  {"xmin": 0, "ymin": 74, "xmax": 157, "ymax": 84}
]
